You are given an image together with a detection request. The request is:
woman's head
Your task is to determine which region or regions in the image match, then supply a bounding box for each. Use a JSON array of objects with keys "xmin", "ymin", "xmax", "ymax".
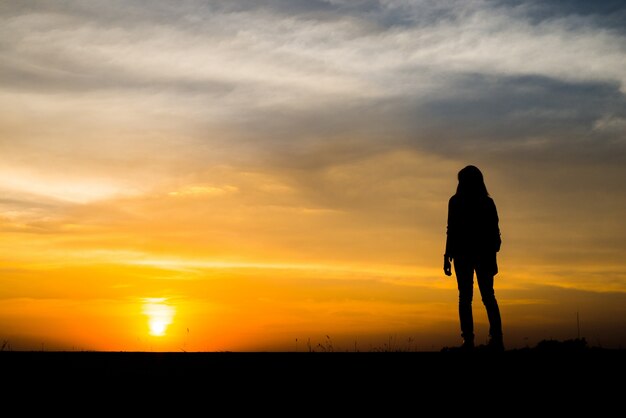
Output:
[{"xmin": 457, "ymin": 165, "xmax": 489, "ymax": 197}]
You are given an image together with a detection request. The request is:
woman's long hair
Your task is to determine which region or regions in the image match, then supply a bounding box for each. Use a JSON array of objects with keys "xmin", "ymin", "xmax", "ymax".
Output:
[{"xmin": 456, "ymin": 165, "xmax": 489, "ymax": 197}]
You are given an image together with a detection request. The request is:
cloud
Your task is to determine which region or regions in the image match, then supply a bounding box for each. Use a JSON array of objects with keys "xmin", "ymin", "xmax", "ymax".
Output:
[
  {"xmin": 1, "ymin": 0, "xmax": 625, "ymax": 279},
  {"xmin": 2, "ymin": 2, "xmax": 626, "ymax": 352},
  {"xmin": 2, "ymin": 0, "xmax": 624, "ymax": 186},
  {"xmin": 3, "ymin": 1, "xmax": 624, "ymax": 102}
]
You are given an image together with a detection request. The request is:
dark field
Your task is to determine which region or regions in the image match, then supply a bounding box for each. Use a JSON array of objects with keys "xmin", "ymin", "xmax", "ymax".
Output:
[
  {"xmin": 2, "ymin": 345, "xmax": 624, "ymax": 411},
  {"xmin": 2, "ymin": 343, "xmax": 624, "ymax": 379}
]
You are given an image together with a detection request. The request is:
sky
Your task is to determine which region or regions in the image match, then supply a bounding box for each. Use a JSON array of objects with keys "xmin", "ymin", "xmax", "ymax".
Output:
[{"xmin": 1, "ymin": 0, "xmax": 625, "ymax": 352}]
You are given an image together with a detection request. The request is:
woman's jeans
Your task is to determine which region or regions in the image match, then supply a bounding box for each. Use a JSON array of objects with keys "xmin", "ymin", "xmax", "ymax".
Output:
[{"xmin": 453, "ymin": 254, "xmax": 502, "ymax": 343}]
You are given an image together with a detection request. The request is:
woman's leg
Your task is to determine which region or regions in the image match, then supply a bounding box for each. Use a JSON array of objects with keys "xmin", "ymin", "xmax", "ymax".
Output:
[
  {"xmin": 476, "ymin": 271, "xmax": 503, "ymax": 344},
  {"xmin": 453, "ymin": 257, "xmax": 475, "ymax": 346}
]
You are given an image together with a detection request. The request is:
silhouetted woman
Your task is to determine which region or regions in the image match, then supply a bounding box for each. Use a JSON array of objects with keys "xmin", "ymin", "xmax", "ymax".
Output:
[{"xmin": 444, "ymin": 165, "xmax": 504, "ymax": 351}]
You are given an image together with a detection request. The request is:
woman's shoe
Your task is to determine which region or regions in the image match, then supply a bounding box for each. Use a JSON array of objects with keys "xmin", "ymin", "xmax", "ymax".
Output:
[{"xmin": 486, "ymin": 337, "xmax": 505, "ymax": 352}]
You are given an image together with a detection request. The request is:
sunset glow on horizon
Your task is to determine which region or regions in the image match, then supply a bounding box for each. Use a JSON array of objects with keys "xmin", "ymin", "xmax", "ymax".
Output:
[{"xmin": 1, "ymin": 1, "xmax": 625, "ymax": 352}]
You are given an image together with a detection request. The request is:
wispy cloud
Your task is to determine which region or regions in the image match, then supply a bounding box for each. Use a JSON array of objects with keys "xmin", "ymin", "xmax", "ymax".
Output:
[{"xmin": 1, "ymin": 1, "xmax": 625, "ymax": 350}]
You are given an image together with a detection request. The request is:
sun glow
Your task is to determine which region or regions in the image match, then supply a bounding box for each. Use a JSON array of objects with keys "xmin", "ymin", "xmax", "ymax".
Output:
[{"xmin": 142, "ymin": 298, "xmax": 175, "ymax": 337}]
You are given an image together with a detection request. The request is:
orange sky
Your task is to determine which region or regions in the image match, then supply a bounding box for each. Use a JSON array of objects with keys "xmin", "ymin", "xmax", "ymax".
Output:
[{"xmin": 1, "ymin": 1, "xmax": 625, "ymax": 351}]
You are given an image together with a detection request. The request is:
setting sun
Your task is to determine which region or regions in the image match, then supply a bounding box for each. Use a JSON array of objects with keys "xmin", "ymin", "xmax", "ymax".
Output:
[{"xmin": 142, "ymin": 298, "xmax": 175, "ymax": 337}]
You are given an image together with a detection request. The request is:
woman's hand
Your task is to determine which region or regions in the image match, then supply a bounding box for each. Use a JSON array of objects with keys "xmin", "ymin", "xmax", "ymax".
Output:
[{"xmin": 443, "ymin": 255, "xmax": 452, "ymax": 276}]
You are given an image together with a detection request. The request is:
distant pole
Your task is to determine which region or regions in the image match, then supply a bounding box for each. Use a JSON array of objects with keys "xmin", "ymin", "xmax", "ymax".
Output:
[{"xmin": 577, "ymin": 311, "xmax": 580, "ymax": 339}]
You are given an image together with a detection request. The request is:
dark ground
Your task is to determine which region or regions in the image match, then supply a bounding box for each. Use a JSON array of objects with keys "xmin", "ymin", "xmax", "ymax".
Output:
[
  {"xmin": 1, "ymin": 342, "xmax": 623, "ymax": 411},
  {"xmin": 2, "ymin": 339, "xmax": 624, "ymax": 378}
]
